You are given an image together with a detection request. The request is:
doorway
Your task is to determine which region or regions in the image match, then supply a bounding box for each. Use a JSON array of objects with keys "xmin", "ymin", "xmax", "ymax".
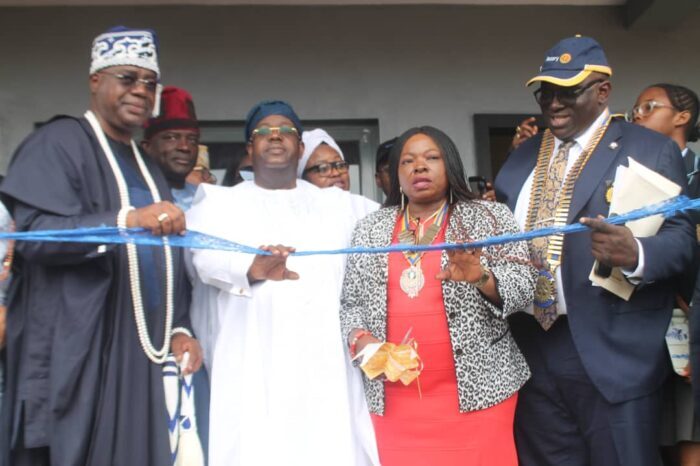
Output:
[{"xmin": 473, "ymin": 113, "xmax": 545, "ymax": 181}]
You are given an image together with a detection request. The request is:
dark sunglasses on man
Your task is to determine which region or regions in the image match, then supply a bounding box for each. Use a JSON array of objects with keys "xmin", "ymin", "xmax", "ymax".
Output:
[
  {"xmin": 100, "ymin": 70, "xmax": 159, "ymax": 92},
  {"xmin": 533, "ymin": 79, "xmax": 605, "ymax": 106}
]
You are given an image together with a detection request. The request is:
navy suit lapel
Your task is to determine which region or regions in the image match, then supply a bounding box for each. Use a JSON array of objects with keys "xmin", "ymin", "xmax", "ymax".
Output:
[{"xmin": 567, "ymin": 120, "xmax": 623, "ymax": 222}]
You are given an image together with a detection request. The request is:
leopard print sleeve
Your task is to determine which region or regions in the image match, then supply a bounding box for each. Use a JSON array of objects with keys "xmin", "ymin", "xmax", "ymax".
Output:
[
  {"xmin": 480, "ymin": 201, "xmax": 537, "ymax": 319},
  {"xmin": 339, "ymin": 217, "xmax": 371, "ymax": 342}
]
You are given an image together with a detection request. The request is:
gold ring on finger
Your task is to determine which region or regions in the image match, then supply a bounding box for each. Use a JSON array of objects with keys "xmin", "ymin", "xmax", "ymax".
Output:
[{"xmin": 157, "ymin": 213, "xmax": 169, "ymax": 223}]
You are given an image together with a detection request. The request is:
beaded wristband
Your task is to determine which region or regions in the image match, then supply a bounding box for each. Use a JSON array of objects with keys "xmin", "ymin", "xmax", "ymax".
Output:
[{"xmin": 349, "ymin": 329, "xmax": 372, "ymax": 358}]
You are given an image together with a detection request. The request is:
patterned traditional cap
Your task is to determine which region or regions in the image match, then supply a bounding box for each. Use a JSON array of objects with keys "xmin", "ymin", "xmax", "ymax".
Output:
[
  {"xmin": 527, "ymin": 35, "xmax": 612, "ymax": 87},
  {"xmin": 143, "ymin": 86, "xmax": 198, "ymax": 139},
  {"xmin": 90, "ymin": 25, "xmax": 160, "ymax": 77}
]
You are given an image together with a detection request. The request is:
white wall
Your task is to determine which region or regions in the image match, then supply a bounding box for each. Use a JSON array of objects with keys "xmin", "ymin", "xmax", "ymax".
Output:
[{"xmin": 0, "ymin": 5, "xmax": 698, "ymax": 174}]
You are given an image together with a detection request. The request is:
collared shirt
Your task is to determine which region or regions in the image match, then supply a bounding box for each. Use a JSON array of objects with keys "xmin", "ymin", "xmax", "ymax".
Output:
[
  {"xmin": 171, "ymin": 183, "xmax": 198, "ymax": 211},
  {"xmin": 513, "ymin": 109, "xmax": 645, "ymax": 314}
]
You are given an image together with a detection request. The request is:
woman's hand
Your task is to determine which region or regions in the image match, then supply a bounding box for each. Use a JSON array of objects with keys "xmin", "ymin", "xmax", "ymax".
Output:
[
  {"xmin": 348, "ymin": 328, "xmax": 381, "ymax": 358},
  {"xmin": 435, "ymin": 243, "xmax": 483, "ymax": 283},
  {"xmin": 437, "ymin": 243, "xmax": 503, "ymax": 305}
]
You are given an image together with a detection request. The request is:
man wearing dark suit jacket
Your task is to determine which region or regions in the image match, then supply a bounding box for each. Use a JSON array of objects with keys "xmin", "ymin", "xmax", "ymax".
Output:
[{"xmin": 495, "ymin": 36, "xmax": 695, "ymax": 466}]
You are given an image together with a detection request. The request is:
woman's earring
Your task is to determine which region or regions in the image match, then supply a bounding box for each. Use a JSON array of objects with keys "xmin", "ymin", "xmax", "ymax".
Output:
[
  {"xmin": 400, "ymin": 186, "xmax": 405, "ymax": 210},
  {"xmin": 450, "ymin": 189, "xmax": 454, "ymax": 204}
]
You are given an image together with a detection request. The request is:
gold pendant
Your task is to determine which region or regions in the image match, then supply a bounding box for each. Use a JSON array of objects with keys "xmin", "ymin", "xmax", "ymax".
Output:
[
  {"xmin": 400, "ymin": 265, "xmax": 425, "ymax": 298},
  {"xmin": 534, "ymin": 269, "xmax": 556, "ymax": 308}
]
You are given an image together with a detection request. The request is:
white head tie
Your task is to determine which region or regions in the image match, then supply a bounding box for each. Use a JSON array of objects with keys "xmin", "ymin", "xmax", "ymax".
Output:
[{"xmin": 298, "ymin": 128, "xmax": 344, "ymax": 178}]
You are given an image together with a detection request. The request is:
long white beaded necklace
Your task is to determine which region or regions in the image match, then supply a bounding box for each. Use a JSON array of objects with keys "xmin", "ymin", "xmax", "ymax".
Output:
[{"xmin": 85, "ymin": 110, "xmax": 174, "ymax": 364}]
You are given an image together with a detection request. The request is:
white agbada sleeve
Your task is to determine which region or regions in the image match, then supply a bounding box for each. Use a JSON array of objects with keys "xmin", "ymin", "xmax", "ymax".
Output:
[{"xmin": 186, "ymin": 184, "xmax": 255, "ymax": 297}]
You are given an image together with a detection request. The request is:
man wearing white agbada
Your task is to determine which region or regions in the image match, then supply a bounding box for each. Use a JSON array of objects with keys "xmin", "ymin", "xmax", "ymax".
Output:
[{"xmin": 186, "ymin": 100, "xmax": 379, "ymax": 466}]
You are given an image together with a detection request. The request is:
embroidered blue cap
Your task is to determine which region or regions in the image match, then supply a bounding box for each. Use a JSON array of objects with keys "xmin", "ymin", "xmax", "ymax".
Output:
[
  {"xmin": 526, "ymin": 35, "xmax": 612, "ymax": 87},
  {"xmin": 90, "ymin": 26, "xmax": 160, "ymax": 77}
]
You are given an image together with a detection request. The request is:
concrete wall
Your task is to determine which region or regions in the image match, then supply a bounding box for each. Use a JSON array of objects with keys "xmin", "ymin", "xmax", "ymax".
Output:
[{"xmin": 0, "ymin": 5, "xmax": 698, "ymax": 175}]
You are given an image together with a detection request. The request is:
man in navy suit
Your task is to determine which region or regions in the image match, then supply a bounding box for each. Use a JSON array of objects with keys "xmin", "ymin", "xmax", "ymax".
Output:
[{"xmin": 495, "ymin": 36, "xmax": 694, "ymax": 466}]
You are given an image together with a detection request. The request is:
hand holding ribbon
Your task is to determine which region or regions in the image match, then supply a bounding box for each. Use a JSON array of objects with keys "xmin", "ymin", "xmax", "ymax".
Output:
[
  {"xmin": 580, "ymin": 215, "xmax": 639, "ymax": 269},
  {"xmin": 435, "ymin": 241, "xmax": 482, "ymax": 282},
  {"xmin": 246, "ymin": 244, "xmax": 299, "ymax": 284}
]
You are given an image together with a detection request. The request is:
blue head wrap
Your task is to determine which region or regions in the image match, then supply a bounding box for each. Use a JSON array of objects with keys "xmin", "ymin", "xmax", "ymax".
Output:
[{"xmin": 244, "ymin": 100, "xmax": 303, "ymax": 141}]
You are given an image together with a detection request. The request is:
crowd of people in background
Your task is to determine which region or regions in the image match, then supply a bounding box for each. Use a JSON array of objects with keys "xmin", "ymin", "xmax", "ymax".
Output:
[{"xmin": 0, "ymin": 25, "xmax": 696, "ymax": 466}]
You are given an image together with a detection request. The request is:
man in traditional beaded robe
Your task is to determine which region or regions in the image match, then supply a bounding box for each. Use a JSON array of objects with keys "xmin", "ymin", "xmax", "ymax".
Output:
[{"xmin": 0, "ymin": 26, "xmax": 201, "ymax": 466}]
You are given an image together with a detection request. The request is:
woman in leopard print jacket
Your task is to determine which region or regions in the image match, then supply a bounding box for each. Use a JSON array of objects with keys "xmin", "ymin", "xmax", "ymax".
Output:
[{"xmin": 340, "ymin": 126, "xmax": 536, "ymax": 466}]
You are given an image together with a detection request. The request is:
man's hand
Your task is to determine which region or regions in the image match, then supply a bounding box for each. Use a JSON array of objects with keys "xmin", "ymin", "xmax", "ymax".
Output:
[
  {"xmin": 580, "ymin": 215, "xmax": 639, "ymax": 269},
  {"xmin": 247, "ymin": 245, "xmax": 299, "ymax": 283},
  {"xmin": 171, "ymin": 333, "xmax": 203, "ymax": 376},
  {"xmin": 435, "ymin": 244, "xmax": 483, "ymax": 283},
  {"xmin": 511, "ymin": 117, "xmax": 538, "ymax": 151},
  {"xmin": 126, "ymin": 201, "xmax": 186, "ymax": 236}
]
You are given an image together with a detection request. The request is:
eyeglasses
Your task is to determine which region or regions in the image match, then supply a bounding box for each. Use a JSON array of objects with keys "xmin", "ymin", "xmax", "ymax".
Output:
[
  {"xmin": 250, "ymin": 126, "xmax": 299, "ymax": 139},
  {"xmin": 157, "ymin": 132, "xmax": 200, "ymax": 146},
  {"xmin": 625, "ymin": 100, "xmax": 676, "ymax": 121},
  {"xmin": 533, "ymin": 79, "xmax": 605, "ymax": 106},
  {"xmin": 192, "ymin": 166, "xmax": 217, "ymax": 183},
  {"xmin": 100, "ymin": 71, "xmax": 159, "ymax": 92},
  {"xmin": 303, "ymin": 161, "xmax": 349, "ymax": 177}
]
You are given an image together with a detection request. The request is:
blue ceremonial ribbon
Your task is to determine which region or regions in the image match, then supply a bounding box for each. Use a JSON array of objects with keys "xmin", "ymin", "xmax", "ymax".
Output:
[{"xmin": 2, "ymin": 195, "xmax": 699, "ymax": 256}]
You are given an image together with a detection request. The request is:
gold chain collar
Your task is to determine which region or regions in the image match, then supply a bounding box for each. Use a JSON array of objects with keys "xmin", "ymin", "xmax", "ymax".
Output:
[{"xmin": 525, "ymin": 115, "xmax": 614, "ymax": 270}]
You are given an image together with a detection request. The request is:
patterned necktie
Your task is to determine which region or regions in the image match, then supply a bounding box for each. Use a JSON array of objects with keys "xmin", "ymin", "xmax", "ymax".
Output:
[{"xmin": 532, "ymin": 140, "xmax": 575, "ymax": 330}]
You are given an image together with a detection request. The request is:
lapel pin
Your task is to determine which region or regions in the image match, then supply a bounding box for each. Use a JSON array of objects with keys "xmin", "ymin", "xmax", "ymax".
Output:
[
  {"xmin": 605, "ymin": 180, "xmax": 614, "ymax": 205},
  {"xmin": 609, "ymin": 142, "xmax": 618, "ymax": 150}
]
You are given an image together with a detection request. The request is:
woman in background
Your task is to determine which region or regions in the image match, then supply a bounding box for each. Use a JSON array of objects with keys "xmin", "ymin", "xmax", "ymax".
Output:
[{"xmin": 630, "ymin": 83, "xmax": 700, "ymax": 466}]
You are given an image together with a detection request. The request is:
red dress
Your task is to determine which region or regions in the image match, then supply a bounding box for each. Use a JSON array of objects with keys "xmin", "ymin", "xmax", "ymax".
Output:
[{"xmin": 371, "ymin": 213, "xmax": 518, "ymax": 466}]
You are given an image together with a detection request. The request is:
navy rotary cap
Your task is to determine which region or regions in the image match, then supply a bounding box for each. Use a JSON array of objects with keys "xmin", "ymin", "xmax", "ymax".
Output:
[{"xmin": 527, "ymin": 35, "xmax": 612, "ymax": 87}]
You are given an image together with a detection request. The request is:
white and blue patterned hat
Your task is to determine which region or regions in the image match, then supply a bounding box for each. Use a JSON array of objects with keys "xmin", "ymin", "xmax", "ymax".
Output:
[{"xmin": 90, "ymin": 26, "xmax": 160, "ymax": 77}]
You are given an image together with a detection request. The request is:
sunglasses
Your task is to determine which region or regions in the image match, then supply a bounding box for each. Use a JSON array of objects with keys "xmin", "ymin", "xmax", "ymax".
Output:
[
  {"xmin": 100, "ymin": 71, "xmax": 158, "ymax": 92},
  {"xmin": 250, "ymin": 126, "xmax": 299, "ymax": 139},
  {"xmin": 533, "ymin": 79, "xmax": 605, "ymax": 107}
]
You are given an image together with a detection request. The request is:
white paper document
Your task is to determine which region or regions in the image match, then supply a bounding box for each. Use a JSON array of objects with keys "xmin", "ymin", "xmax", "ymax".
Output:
[{"xmin": 588, "ymin": 157, "xmax": 681, "ymax": 300}]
